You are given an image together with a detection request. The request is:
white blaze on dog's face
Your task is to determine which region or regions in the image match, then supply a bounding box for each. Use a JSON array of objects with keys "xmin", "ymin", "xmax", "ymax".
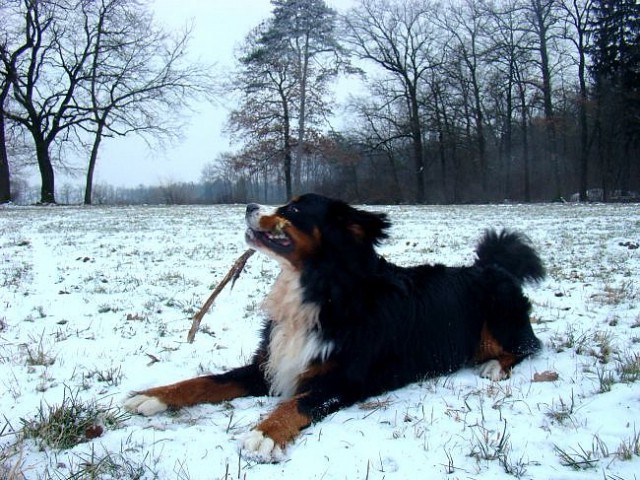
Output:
[{"xmin": 244, "ymin": 200, "xmax": 321, "ymax": 268}]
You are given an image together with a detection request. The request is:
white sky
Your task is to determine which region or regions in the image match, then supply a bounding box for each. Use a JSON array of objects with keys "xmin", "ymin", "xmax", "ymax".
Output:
[{"xmin": 91, "ymin": 0, "xmax": 357, "ymax": 188}]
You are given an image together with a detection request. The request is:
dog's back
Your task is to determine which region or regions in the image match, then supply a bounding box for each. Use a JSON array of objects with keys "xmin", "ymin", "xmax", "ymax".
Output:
[{"xmin": 334, "ymin": 228, "xmax": 545, "ymax": 394}]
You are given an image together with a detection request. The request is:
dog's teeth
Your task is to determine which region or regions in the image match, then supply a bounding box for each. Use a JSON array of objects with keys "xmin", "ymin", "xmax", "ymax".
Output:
[{"xmin": 267, "ymin": 232, "xmax": 288, "ymax": 241}]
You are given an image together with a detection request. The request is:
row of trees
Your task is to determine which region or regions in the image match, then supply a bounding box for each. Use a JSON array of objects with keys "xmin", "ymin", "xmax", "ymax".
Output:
[
  {"xmin": 2, "ymin": 0, "xmax": 639, "ymax": 205},
  {"xmin": 0, "ymin": 0, "xmax": 213, "ymax": 204},
  {"xmin": 221, "ymin": 0, "xmax": 639, "ymax": 204}
]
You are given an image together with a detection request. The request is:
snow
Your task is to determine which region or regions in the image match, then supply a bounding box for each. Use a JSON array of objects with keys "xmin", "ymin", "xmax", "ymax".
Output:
[{"xmin": 1, "ymin": 202, "xmax": 639, "ymax": 479}]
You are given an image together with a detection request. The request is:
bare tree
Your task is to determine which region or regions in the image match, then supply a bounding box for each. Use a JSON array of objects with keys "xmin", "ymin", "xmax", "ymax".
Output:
[
  {"xmin": 344, "ymin": 0, "xmax": 441, "ymax": 203},
  {"xmin": 267, "ymin": 0, "xmax": 347, "ymax": 194},
  {"xmin": 560, "ymin": 0, "xmax": 593, "ymax": 202},
  {"xmin": 485, "ymin": 0, "xmax": 538, "ymax": 200},
  {"xmin": 347, "ymin": 79, "xmax": 410, "ymax": 202},
  {"xmin": 2, "ymin": 0, "xmax": 213, "ymax": 205},
  {"xmin": 3, "ymin": 0, "xmax": 91, "ymax": 204},
  {"xmin": 438, "ymin": 0, "xmax": 493, "ymax": 197},
  {"xmin": 527, "ymin": 0, "xmax": 564, "ymax": 199},
  {"xmin": 427, "ymin": 67, "xmax": 461, "ymax": 202},
  {"xmin": 0, "ymin": 0, "xmax": 31, "ymax": 203},
  {"xmin": 77, "ymin": 0, "xmax": 214, "ymax": 205}
]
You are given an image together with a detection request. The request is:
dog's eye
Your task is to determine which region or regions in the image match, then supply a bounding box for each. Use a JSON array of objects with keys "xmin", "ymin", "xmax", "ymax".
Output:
[{"xmin": 288, "ymin": 205, "xmax": 299, "ymax": 214}]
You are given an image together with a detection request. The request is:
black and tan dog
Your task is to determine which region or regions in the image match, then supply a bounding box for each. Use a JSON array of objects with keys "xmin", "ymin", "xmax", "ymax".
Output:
[{"xmin": 125, "ymin": 193, "xmax": 545, "ymax": 462}]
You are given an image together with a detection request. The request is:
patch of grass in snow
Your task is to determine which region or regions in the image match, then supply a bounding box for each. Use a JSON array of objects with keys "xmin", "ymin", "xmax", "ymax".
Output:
[
  {"xmin": 548, "ymin": 325, "xmax": 591, "ymax": 354},
  {"xmin": 1, "ymin": 239, "xmax": 31, "ymax": 290},
  {"xmin": 24, "ymin": 305, "xmax": 47, "ymax": 322},
  {"xmin": 9, "ymin": 436, "xmax": 161, "ymax": 480},
  {"xmin": 544, "ymin": 391, "xmax": 579, "ymax": 427},
  {"xmin": 548, "ymin": 326, "xmax": 618, "ymax": 364},
  {"xmin": 616, "ymin": 351, "xmax": 640, "ymax": 383},
  {"xmin": 588, "ymin": 330, "xmax": 615, "ymax": 364},
  {"xmin": 588, "ymin": 350, "xmax": 640, "ymax": 393},
  {"xmin": 1, "ymin": 262, "xmax": 30, "ymax": 289},
  {"xmin": 22, "ymin": 333, "xmax": 56, "ymax": 367},
  {"xmin": 46, "ymin": 442, "xmax": 154, "ymax": 480},
  {"xmin": 615, "ymin": 427, "xmax": 640, "ymax": 461},
  {"xmin": 79, "ymin": 365, "xmax": 125, "ymax": 389},
  {"xmin": 468, "ymin": 420, "xmax": 528, "ymax": 478},
  {"xmin": 553, "ymin": 435, "xmax": 609, "ymax": 470},
  {"xmin": 1, "ymin": 419, "xmax": 25, "ymax": 479},
  {"xmin": 163, "ymin": 294, "xmax": 201, "ymax": 315},
  {"xmin": 97, "ymin": 303, "xmax": 120, "ymax": 314},
  {"xmin": 594, "ymin": 365, "xmax": 617, "ymax": 393},
  {"xmin": 20, "ymin": 387, "xmax": 130, "ymax": 450},
  {"xmin": 592, "ymin": 280, "xmax": 637, "ymax": 306}
]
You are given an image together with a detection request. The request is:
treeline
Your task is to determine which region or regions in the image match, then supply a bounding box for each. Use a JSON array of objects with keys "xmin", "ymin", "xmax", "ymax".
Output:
[
  {"xmin": 2, "ymin": 0, "xmax": 639, "ymax": 205},
  {"xmin": 12, "ymin": 179, "xmax": 286, "ymax": 205},
  {"xmin": 219, "ymin": 0, "xmax": 640, "ymax": 204}
]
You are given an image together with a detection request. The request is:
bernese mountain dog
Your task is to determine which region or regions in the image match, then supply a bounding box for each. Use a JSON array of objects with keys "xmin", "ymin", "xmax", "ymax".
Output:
[{"xmin": 125, "ymin": 193, "xmax": 545, "ymax": 462}]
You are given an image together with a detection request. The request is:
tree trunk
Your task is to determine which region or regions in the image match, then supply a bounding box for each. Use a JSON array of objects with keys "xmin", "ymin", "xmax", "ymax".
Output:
[
  {"xmin": 519, "ymin": 85, "xmax": 531, "ymax": 203},
  {"xmin": 294, "ymin": 34, "xmax": 311, "ymax": 196},
  {"xmin": 409, "ymin": 85, "xmax": 425, "ymax": 204},
  {"xmin": 35, "ymin": 137, "xmax": 55, "ymax": 204},
  {"xmin": 533, "ymin": 0, "xmax": 561, "ymax": 200},
  {"xmin": 577, "ymin": 67, "xmax": 589, "ymax": 202},
  {"xmin": 283, "ymin": 100, "xmax": 293, "ymax": 200},
  {"xmin": 504, "ymin": 75, "xmax": 514, "ymax": 200},
  {"xmin": 572, "ymin": 1, "xmax": 590, "ymax": 202},
  {"xmin": 431, "ymin": 85, "xmax": 447, "ymax": 202},
  {"xmin": 0, "ymin": 111, "xmax": 11, "ymax": 203},
  {"xmin": 84, "ymin": 123, "xmax": 104, "ymax": 205},
  {"xmin": 385, "ymin": 150, "xmax": 402, "ymax": 203},
  {"xmin": 470, "ymin": 72, "xmax": 487, "ymax": 198}
]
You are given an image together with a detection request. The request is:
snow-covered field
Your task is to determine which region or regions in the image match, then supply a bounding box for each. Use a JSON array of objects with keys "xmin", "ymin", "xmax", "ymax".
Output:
[{"xmin": 1, "ymin": 202, "xmax": 639, "ymax": 480}]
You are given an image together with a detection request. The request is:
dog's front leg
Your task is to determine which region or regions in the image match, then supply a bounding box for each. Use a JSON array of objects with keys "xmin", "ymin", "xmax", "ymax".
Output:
[
  {"xmin": 124, "ymin": 363, "xmax": 268, "ymax": 415},
  {"xmin": 241, "ymin": 394, "xmax": 314, "ymax": 463},
  {"xmin": 241, "ymin": 368, "xmax": 351, "ymax": 462}
]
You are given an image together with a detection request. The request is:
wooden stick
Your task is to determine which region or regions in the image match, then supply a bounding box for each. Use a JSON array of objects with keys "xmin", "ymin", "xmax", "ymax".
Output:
[{"xmin": 186, "ymin": 248, "xmax": 255, "ymax": 343}]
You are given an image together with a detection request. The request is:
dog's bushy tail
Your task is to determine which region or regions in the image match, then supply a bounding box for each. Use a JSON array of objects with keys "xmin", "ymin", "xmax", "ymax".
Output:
[{"xmin": 475, "ymin": 229, "xmax": 546, "ymax": 284}]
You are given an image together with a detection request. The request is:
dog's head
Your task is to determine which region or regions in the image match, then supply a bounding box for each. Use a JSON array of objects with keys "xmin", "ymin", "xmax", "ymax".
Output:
[{"xmin": 245, "ymin": 193, "xmax": 390, "ymax": 267}]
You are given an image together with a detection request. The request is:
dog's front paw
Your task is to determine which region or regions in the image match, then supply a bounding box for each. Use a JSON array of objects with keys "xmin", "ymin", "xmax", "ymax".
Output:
[
  {"xmin": 240, "ymin": 429, "xmax": 286, "ymax": 463},
  {"xmin": 479, "ymin": 359, "xmax": 509, "ymax": 381},
  {"xmin": 123, "ymin": 394, "xmax": 168, "ymax": 416}
]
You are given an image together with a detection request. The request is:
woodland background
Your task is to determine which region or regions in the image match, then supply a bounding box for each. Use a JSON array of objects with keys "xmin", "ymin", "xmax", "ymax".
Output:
[{"xmin": 1, "ymin": 0, "xmax": 639, "ymax": 205}]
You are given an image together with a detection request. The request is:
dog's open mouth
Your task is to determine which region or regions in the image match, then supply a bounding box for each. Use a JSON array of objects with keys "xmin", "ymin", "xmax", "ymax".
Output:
[{"xmin": 246, "ymin": 226, "xmax": 294, "ymax": 253}]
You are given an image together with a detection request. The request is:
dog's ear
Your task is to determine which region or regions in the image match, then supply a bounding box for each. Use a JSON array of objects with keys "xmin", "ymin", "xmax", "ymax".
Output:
[{"xmin": 331, "ymin": 201, "xmax": 390, "ymax": 244}]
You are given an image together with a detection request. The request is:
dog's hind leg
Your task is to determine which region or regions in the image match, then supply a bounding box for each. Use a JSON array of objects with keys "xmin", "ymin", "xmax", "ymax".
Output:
[
  {"xmin": 475, "ymin": 319, "xmax": 540, "ymax": 381},
  {"xmin": 475, "ymin": 329, "xmax": 520, "ymax": 381},
  {"xmin": 124, "ymin": 363, "xmax": 268, "ymax": 415},
  {"xmin": 475, "ymin": 271, "xmax": 542, "ymax": 380}
]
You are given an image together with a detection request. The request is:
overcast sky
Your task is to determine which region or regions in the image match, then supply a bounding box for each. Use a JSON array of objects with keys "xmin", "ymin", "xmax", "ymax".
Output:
[{"xmin": 92, "ymin": 0, "xmax": 356, "ymax": 188}]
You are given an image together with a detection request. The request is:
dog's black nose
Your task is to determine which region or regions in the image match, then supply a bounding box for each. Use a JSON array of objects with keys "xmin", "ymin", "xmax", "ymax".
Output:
[{"xmin": 246, "ymin": 203, "xmax": 260, "ymax": 215}]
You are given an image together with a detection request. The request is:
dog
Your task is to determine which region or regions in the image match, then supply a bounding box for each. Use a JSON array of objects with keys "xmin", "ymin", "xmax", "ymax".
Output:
[{"xmin": 124, "ymin": 193, "xmax": 545, "ymax": 462}]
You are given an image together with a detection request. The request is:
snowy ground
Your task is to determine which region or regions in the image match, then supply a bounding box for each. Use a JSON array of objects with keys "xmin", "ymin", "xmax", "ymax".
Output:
[{"xmin": 1, "ymin": 202, "xmax": 639, "ymax": 480}]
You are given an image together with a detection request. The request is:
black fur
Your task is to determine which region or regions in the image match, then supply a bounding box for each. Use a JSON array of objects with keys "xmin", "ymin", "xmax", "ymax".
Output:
[
  {"xmin": 250, "ymin": 194, "xmax": 545, "ymax": 422},
  {"xmin": 127, "ymin": 193, "xmax": 546, "ymax": 458}
]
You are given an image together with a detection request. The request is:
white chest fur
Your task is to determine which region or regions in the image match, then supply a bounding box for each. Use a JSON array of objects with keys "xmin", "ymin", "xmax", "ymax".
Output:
[{"xmin": 263, "ymin": 267, "xmax": 333, "ymax": 397}]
